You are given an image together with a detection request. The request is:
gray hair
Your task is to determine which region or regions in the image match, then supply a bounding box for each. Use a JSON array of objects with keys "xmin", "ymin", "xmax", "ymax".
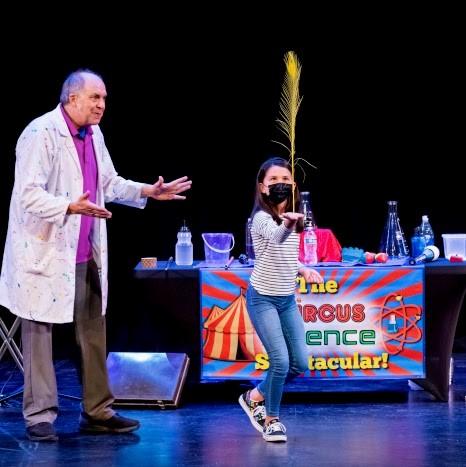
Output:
[{"xmin": 60, "ymin": 69, "xmax": 103, "ymax": 104}]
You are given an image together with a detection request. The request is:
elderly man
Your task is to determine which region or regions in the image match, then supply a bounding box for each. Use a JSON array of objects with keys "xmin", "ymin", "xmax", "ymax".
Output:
[{"xmin": 0, "ymin": 69, "xmax": 191, "ymax": 441}]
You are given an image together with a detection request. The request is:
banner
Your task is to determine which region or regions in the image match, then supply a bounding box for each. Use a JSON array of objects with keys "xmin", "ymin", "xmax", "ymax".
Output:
[{"xmin": 200, "ymin": 266, "xmax": 424, "ymax": 380}]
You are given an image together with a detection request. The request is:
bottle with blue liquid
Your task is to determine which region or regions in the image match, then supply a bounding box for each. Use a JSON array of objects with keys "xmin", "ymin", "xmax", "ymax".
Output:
[
  {"xmin": 411, "ymin": 226, "xmax": 427, "ymax": 258},
  {"xmin": 411, "ymin": 215, "xmax": 435, "ymax": 260}
]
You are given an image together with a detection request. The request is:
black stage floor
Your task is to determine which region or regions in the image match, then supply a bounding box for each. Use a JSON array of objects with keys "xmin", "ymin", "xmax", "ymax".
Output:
[{"xmin": 1, "ymin": 356, "xmax": 466, "ymax": 466}]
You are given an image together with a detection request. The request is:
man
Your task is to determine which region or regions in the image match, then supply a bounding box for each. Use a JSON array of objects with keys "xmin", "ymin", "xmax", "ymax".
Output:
[{"xmin": 0, "ymin": 69, "xmax": 192, "ymax": 441}]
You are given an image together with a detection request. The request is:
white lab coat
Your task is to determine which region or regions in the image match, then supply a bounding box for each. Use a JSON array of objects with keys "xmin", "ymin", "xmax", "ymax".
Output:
[{"xmin": 0, "ymin": 105, "xmax": 147, "ymax": 323}]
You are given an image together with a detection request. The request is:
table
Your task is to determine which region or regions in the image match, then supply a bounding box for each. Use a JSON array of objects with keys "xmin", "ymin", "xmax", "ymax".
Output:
[
  {"xmin": 133, "ymin": 262, "xmax": 201, "ymax": 381},
  {"xmin": 411, "ymin": 260, "xmax": 466, "ymax": 400},
  {"xmin": 133, "ymin": 259, "xmax": 466, "ymax": 400}
]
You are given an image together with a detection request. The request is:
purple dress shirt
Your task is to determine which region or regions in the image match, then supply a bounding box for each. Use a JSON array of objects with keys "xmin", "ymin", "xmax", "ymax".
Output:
[{"xmin": 61, "ymin": 106, "xmax": 98, "ymax": 264}]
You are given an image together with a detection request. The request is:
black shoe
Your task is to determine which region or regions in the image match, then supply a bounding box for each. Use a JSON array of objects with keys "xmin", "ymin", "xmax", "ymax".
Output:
[
  {"xmin": 79, "ymin": 412, "xmax": 140, "ymax": 433},
  {"xmin": 26, "ymin": 422, "xmax": 58, "ymax": 442}
]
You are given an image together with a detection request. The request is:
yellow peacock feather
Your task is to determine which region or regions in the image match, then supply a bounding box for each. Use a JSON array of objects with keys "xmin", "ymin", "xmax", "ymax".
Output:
[{"xmin": 273, "ymin": 51, "xmax": 315, "ymax": 210}]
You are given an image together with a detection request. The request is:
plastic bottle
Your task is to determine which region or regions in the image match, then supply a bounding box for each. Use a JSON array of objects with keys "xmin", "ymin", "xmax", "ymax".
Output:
[
  {"xmin": 245, "ymin": 217, "xmax": 255, "ymax": 260},
  {"xmin": 175, "ymin": 221, "xmax": 193, "ymax": 266},
  {"xmin": 379, "ymin": 200, "xmax": 409, "ymax": 259},
  {"xmin": 411, "ymin": 226, "xmax": 427, "ymax": 258},
  {"xmin": 420, "ymin": 215, "xmax": 435, "ymax": 246},
  {"xmin": 301, "ymin": 226, "xmax": 318, "ymax": 265},
  {"xmin": 299, "ymin": 192, "xmax": 318, "ymax": 265}
]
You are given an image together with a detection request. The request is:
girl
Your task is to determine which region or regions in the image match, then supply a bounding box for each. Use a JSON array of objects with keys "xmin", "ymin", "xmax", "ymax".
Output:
[{"xmin": 239, "ymin": 157, "xmax": 323, "ymax": 442}]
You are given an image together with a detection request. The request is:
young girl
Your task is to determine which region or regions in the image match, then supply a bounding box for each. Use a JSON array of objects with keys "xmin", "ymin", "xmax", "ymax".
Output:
[{"xmin": 239, "ymin": 157, "xmax": 323, "ymax": 442}]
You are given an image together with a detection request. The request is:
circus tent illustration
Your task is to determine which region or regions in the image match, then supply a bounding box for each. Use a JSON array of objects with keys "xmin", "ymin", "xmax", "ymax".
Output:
[{"xmin": 203, "ymin": 290, "xmax": 265, "ymax": 361}]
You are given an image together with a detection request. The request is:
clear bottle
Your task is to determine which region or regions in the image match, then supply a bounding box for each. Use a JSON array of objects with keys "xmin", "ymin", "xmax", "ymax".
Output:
[
  {"xmin": 301, "ymin": 226, "xmax": 318, "ymax": 265},
  {"xmin": 379, "ymin": 200, "xmax": 409, "ymax": 259},
  {"xmin": 175, "ymin": 221, "xmax": 193, "ymax": 266},
  {"xmin": 299, "ymin": 192, "xmax": 318, "ymax": 265},
  {"xmin": 299, "ymin": 192, "xmax": 316, "ymax": 228},
  {"xmin": 420, "ymin": 215, "xmax": 435, "ymax": 246},
  {"xmin": 245, "ymin": 217, "xmax": 255, "ymax": 260}
]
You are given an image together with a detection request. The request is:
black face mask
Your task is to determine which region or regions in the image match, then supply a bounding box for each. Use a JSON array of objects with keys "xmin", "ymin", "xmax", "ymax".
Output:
[{"xmin": 265, "ymin": 183, "xmax": 293, "ymax": 205}]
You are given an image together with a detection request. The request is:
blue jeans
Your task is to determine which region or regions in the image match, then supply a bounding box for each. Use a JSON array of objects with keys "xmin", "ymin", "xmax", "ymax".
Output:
[{"xmin": 246, "ymin": 286, "xmax": 308, "ymax": 417}]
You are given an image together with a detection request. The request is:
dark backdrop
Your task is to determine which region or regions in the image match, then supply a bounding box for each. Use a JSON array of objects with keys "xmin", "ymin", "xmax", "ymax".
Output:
[{"xmin": 2, "ymin": 41, "xmax": 465, "ymax": 353}]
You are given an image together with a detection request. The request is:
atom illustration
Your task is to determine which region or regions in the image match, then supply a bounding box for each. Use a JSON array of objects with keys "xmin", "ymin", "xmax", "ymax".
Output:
[{"xmin": 374, "ymin": 293, "xmax": 422, "ymax": 355}]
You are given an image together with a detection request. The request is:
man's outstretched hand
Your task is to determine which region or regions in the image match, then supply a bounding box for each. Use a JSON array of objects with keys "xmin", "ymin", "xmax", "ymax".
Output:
[
  {"xmin": 142, "ymin": 176, "xmax": 192, "ymax": 200},
  {"xmin": 68, "ymin": 191, "xmax": 112, "ymax": 218}
]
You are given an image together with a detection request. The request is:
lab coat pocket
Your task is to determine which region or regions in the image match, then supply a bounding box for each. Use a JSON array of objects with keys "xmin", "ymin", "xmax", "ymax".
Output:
[{"xmin": 23, "ymin": 239, "xmax": 57, "ymax": 277}]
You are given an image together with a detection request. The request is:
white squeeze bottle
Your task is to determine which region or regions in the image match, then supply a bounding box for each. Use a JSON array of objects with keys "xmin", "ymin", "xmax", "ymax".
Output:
[{"xmin": 175, "ymin": 221, "xmax": 193, "ymax": 266}]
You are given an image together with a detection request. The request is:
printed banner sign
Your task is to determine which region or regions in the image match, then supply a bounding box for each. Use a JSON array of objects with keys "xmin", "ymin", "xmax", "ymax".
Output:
[{"xmin": 201, "ymin": 267, "xmax": 424, "ymax": 380}]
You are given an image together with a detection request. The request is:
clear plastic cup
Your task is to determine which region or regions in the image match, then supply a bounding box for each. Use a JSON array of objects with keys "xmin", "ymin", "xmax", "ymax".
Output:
[{"xmin": 442, "ymin": 234, "xmax": 466, "ymax": 261}]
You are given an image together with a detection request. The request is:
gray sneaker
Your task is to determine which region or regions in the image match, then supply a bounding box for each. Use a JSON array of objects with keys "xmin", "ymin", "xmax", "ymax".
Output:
[
  {"xmin": 263, "ymin": 419, "xmax": 287, "ymax": 442},
  {"xmin": 238, "ymin": 390, "xmax": 266, "ymax": 433}
]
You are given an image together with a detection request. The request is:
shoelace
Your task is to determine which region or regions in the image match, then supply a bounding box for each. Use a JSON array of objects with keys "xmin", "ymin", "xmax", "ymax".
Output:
[
  {"xmin": 252, "ymin": 405, "xmax": 266, "ymax": 421},
  {"xmin": 265, "ymin": 421, "xmax": 286, "ymax": 434}
]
